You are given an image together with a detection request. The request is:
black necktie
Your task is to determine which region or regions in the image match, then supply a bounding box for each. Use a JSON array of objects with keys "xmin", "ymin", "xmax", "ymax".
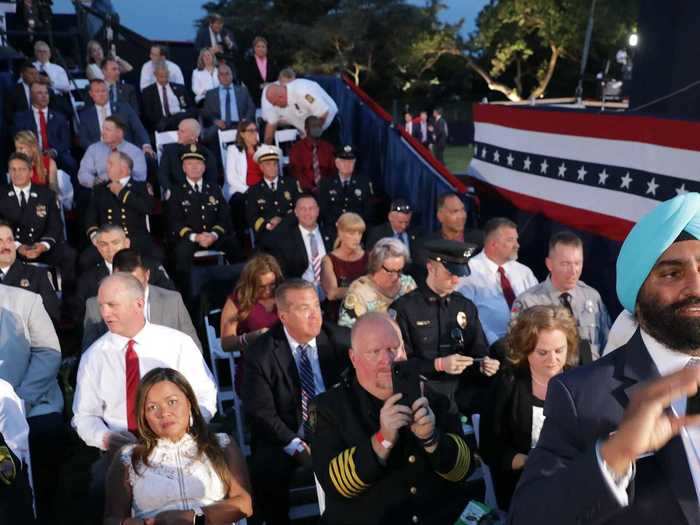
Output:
[
  {"xmin": 224, "ymin": 87, "xmax": 232, "ymax": 125},
  {"xmin": 162, "ymin": 85, "xmax": 171, "ymax": 116},
  {"xmin": 559, "ymin": 292, "xmax": 574, "ymax": 315},
  {"xmin": 298, "ymin": 345, "xmax": 316, "ymax": 437},
  {"xmin": 0, "ymin": 269, "xmax": 4, "ymax": 281},
  {"xmin": 20, "ymin": 190, "xmax": 27, "ymax": 209},
  {"xmin": 270, "ymin": 181, "xmax": 276, "ymax": 192}
]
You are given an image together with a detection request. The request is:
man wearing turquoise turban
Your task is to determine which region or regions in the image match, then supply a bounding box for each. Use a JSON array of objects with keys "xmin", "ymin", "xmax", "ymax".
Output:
[{"xmin": 508, "ymin": 193, "xmax": 700, "ymax": 525}]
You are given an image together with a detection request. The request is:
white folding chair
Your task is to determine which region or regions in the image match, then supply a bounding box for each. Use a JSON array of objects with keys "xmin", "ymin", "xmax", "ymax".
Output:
[
  {"xmin": 25, "ymin": 261, "xmax": 61, "ymax": 295},
  {"xmin": 204, "ymin": 309, "xmax": 249, "ymax": 456},
  {"xmin": 154, "ymin": 130, "xmax": 179, "ymax": 164},
  {"xmin": 471, "ymin": 414, "xmax": 499, "ymax": 511},
  {"xmin": 274, "ymin": 128, "xmax": 299, "ymax": 168},
  {"xmin": 218, "ymin": 129, "xmax": 238, "ymax": 171}
]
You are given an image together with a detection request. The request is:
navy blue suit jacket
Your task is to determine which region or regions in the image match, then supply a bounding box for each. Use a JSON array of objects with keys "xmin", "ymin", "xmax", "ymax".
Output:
[
  {"xmin": 13, "ymin": 109, "xmax": 76, "ymax": 173},
  {"xmin": 508, "ymin": 330, "xmax": 700, "ymax": 525},
  {"xmin": 77, "ymin": 102, "xmax": 150, "ymax": 150}
]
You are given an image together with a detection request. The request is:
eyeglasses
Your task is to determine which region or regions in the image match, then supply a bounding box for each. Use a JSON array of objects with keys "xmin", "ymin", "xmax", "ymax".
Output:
[{"xmin": 381, "ymin": 264, "xmax": 403, "ymax": 275}]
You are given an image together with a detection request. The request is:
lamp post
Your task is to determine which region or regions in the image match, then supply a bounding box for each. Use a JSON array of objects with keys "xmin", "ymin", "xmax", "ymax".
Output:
[{"xmin": 575, "ymin": 0, "xmax": 597, "ymax": 103}]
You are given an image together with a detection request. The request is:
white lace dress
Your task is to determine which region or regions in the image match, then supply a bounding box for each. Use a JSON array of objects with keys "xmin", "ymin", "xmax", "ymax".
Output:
[{"xmin": 119, "ymin": 433, "xmax": 230, "ymax": 520}]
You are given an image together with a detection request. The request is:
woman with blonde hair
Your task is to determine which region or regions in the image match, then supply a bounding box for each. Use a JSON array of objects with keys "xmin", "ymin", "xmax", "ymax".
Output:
[
  {"xmin": 321, "ymin": 212, "xmax": 368, "ymax": 321},
  {"xmin": 85, "ymin": 39, "xmax": 132, "ymax": 80},
  {"xmin": 479, "ymin": 305, "xmax": 579, "ymax": 510},
  {"xmin": 191, "ymin": 47, "xmax": 220, "ymax": 104},
  {"xmin": 14, "ymin": 130, "xmax": 58, "ymax": 192}
]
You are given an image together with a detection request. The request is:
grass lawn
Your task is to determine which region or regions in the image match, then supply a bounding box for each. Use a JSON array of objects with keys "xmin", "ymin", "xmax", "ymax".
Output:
[{"xmin": 444, "ymin": 144, "xmax": 474, "ymax": 174}]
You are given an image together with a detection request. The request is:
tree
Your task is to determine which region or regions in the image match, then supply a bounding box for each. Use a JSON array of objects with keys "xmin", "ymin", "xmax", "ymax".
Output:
[{"xmin": 403, "ymin": 0, "xmax": 638, "ymax": 102}]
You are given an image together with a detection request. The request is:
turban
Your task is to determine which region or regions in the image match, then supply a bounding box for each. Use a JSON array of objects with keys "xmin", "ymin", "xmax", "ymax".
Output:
[{"xmin": 617, "ymin": 193, "xmax": 700, "ymax": 311}]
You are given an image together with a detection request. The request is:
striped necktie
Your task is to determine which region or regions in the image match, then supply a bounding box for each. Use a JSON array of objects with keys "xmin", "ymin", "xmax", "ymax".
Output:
[
  {"xmin": 125, "ymin": 339, "xmax": 140, "ymax": 433},
  {"xmin": 298, "ymin": 344, "xmax": 316, "ymax": 438}
]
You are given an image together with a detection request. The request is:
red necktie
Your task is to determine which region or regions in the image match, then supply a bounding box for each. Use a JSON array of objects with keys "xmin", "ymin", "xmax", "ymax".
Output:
[
  {"xmin": 311, "ymin": 142, "xmax": 321, "ymax": 186},
  {"xmin": 498, "ymin": 266, "xmax": 516, "ymax": 308},
  {"xmin": 125, "ymin": 339, "xmax": 140, "ymax": 433},
  {"xmin": 38, "ymin": 109, "xmax": 50, "ymax": 151}
]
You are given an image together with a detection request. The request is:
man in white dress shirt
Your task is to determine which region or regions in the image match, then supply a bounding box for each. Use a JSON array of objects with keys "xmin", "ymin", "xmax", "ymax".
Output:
[
  {"xmin": 72, "ymin": 272, "xmax": 216, "ymax": 453},
  {"xmin": 139, "ymin": 44, "xmax": 185, "ymax": 91},
  {"xmin": 459, "ymin": 217, "xmax": 537, "ymax": 346},
  {"xmin": 262, "ymin": 78, "xmax": 338, "ymax": 144},
  {"xmin": 32, "ymin": 41, "xmax": 70, "ymax": 94}
]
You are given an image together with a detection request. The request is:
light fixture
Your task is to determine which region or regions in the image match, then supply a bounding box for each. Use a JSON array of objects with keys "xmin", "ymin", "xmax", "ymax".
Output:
[{"xmin": 629, "ymin": 33, "xmax": 639, "ymax": 47}]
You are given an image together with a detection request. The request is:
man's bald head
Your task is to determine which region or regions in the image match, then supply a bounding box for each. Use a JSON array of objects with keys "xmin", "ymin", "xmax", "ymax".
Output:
[
  {"xmin": 265, "ymin": 84, "xmax": 288, "ymax": 107},
  {"xmin": 97, "ymin": 273, "xmax": 146, "ymax": 337}
]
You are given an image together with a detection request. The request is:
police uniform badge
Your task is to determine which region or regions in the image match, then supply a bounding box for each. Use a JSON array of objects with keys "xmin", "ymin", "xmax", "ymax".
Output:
[
  {"xmin": 7, "ymin": 191, "xmax": 14, "ymax": 196},
  {"xmin": 457, "ymin": 311, "xmax": 468, "ymax": 329},
  {"xmin": 305, "ymin": 94, "xmax": 315, "ymax": 104},
  {"xmin": 354, "ymin": 188, "xmax": 362, "ymax": 197},
  {"xmin": 209, "ymin": 195, "xmax": 217, "ymax": 205},
  {"xmin": 585, "ymin": 299, "xmax": 595, "ymax": 313},
  {"xmin": 284, "ymin": 191, "xmax": 291, "ymax": 201},
  {"xmin": 30, "ymin": 192, "xmax": 37, "ymax": 198},
  {"xmin": 190, "ymin": 144, "xmax": 197, "ymax": 152},
  {"xmin": 20, "ymin": 278, "xmax": 30, "ymax": 288},
  {"xmin": 36, "ymin": 204, "xmax": 47, "ymax": 218}
]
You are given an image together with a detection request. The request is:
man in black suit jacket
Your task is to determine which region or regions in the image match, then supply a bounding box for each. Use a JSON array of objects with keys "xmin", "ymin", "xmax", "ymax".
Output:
[
  {"xmin": 4, "ymin": 63, "xmax": 37, "ymax": 124},
  {"xmin": 366, "ymin": 198, "xmax": 421, "ymax": 256},
  {"xmin": 201, "ymin": 64, "xmax": 256, "ymax": 147},
  {"xmin": 431, "ymin": 107, "xmax": 448, "ymax": 163},
  {"xmin": 0, "ymin": 224, "xmax": 60, "ymax": 323},
  {"xmin": 242, "ymin": 279, "xmax": 350, "ymax": 525},
  {"xmin": 78, "ymin": 79, "xmax": 151, "ymax": 152},
  {"xmin": 0, "ymin": 154, "xmax": 76, "ymax": 288},
  {"xmin": 101, "ymin": 57, "xmax": 141, "ymax": 116},
  {"xmin": 13, "ymin": 82, "xmax": 76, "ymax": 174},
  {"xmin": 262, "ymin": 193, "xmax": 334, "ymax": 281},
  {"xmin": 509, "ymin": 193, "xmax": 700, "ymax": 525},
  {"xmin": 194, "ymin": 13, "xmax": 237, "ymax": 59},
  {"xmin": 141, "ymin": 62, "xmax": 196, "ymax": 132}
]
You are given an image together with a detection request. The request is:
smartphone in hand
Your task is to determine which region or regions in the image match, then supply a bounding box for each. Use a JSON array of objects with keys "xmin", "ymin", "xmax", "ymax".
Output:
[{"xmin": 392, "ymin": 361, "xmax": 422, "ymax": 408}]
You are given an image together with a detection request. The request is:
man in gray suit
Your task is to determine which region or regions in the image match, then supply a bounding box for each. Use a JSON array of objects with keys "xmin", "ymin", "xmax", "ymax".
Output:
[
  {"xmin": 201, "ymin": 63, "xmax": 256, "ymax": 148},
  {"xmin": 0, "ymin": 283, "xmax": 62, "ymax": 523},
  {"xmin": 82, "ymin": 248, "xmax": 202, "ymax": 351}
]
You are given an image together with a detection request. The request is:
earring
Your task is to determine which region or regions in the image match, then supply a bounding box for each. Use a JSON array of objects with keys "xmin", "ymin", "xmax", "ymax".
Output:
[{"xmin": 189, "ymin": 414, "xmax": 194, "ymax": 429}]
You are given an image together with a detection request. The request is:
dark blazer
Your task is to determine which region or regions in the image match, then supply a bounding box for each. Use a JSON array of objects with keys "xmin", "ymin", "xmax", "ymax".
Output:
[
  {"xmin": 432, "ymin": 116, "xmax": 448, "ymax": 150},
  {"xmin": 141, "ymin": 82, "xmax": 194, "ymax": 132},
  {"xmin": 240, "ymin": 54, "xmax": 280, "ymax": 107},
  {"xmin": 480, "ymin": 367, "xmax": 542, "ymax": 510},
  {"xmin": 194, "ymin": 24, "xmax": 237, "ymax": 54},
  {"xmin": 77, "ymin": 101, "xmax": 150, "ymax": 149},
  {"xmin": 157, "ymin": 142, "xmax": 219, "ymax": 192},
  {"xmin": 0, "ymin": 185, "xmax": 63, "ymax": 250},
  {"xmin": 107, "ymin": 81, "xmax": 141, "ymax": 116},
  {"xmin": 13, "ymin": 108, "xmax": 76, "ymax": 174},
  {"xmin": 240, "ymin": 321, "xmax": 351, "ymax": 450},
  {"xmin": 201, "ymin": 85, "xmax": 256, "ymax": 143},
  {"xmin": 2, "ymin": 260, "xmax": 61, "ymax": 323},
  {"xmin": 262, "ymin": 218, "xmax": 334, "ymax": 279},
  {"xmin": 508, "ymin": 330, "xmax": 700, "ymax": 525},
  {"xmin": 4, "ymin": 83, "xmax": 32, "ymax": 122},
  {"xmin": 366, "ymin": 222, "xmax": 422, "ymax": 256}
]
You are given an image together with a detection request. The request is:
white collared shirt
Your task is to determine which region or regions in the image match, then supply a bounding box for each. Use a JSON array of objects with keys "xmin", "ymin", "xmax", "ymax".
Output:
[
  {"xmin": 282, "ymin": 326, "xmax": 326, "ymax": 453},
  {"xmin": 105, "ymin": 260, "xmax": 113, "ymax": 274},
  {"xmin": 20, "ymin": 81, "xmax": 31, "ymax": 107},
  {"xmin": 32, "ymin": 60, "xmax": 70, "ymax": 93},
  {"xmin": 156, "ymin": 83, "xmax": 182, "ymax": 116},
  {"xmin": 458, "ymin": 250, "xmax": 538, "ymax": 344},
  {"xmin": 95, "ymin": 103, "xmax": 112, "ymax": 131},
  {"xmin": 139, "ymin": 59, "xmax": 185, "ymax": 91},
  {"xmin": 186, "ymin": 177, "xmax": 202, "ymax": 193},
  {"xmin": 144, "ymin": 285, "xmax": 151, "ymax": 322},
  {"xmin": 12, "ymin": 184, "xmax": 31, "ymax": 208},
  {"xmin": 299, "ymin": 224, "xmax": 326, "ymax": 284},
  {"xmin": 0, "ymin": 379, "xmax": 30, "ymax": 466},
  {"xmin": 261, "ymin": 78, "xmax": 338, "ymax": 133},
  {"xmin": 266, "ymin": 176, "xmax": 279, "ymax": 191},
  {"xmin": 72, "ymin": 322, "xmax": 217, "ymax": 449}
]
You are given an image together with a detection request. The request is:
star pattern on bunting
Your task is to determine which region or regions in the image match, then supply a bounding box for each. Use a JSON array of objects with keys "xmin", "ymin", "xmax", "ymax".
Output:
[{"xmin": 472, "ymin": 140, "xmax": 699, "ymax": 202}]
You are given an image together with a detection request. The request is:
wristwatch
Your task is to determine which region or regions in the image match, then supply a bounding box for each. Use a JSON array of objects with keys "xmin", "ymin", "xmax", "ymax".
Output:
[{"xmin": 374, "ymin": 430, "xmax": 393, "ymax": 450}]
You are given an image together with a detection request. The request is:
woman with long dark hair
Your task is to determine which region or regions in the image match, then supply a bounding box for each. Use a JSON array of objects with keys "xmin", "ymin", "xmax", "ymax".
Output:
[{"xmin": 104, "ymin": 368, "xmax": 252, "ymax": 525}]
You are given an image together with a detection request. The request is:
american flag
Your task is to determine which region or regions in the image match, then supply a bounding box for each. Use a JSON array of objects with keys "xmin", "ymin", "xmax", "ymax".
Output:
[{"xmin": 468, "ymin": 104, "xmax": 700, "ymax": 240}]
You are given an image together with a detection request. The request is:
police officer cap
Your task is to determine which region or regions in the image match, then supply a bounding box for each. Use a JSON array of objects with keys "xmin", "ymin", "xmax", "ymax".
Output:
[
  {"xmin": 253, "ymin": 144, "xmax": 281, "ymax": 164},
  {"xmin": 390, "ymin": 198, "xmax": 412, "ymax": 214},
  {"xmin": 424, "ymin": 239, "xmax": 478, "ymax": 277},
  {"xmin": 180, "ymin": 144, "xmax": 206, "ymax": 163},
  {"xmin": 336, "ymin": 144, "xmax": 356, "ymax": 159}
]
